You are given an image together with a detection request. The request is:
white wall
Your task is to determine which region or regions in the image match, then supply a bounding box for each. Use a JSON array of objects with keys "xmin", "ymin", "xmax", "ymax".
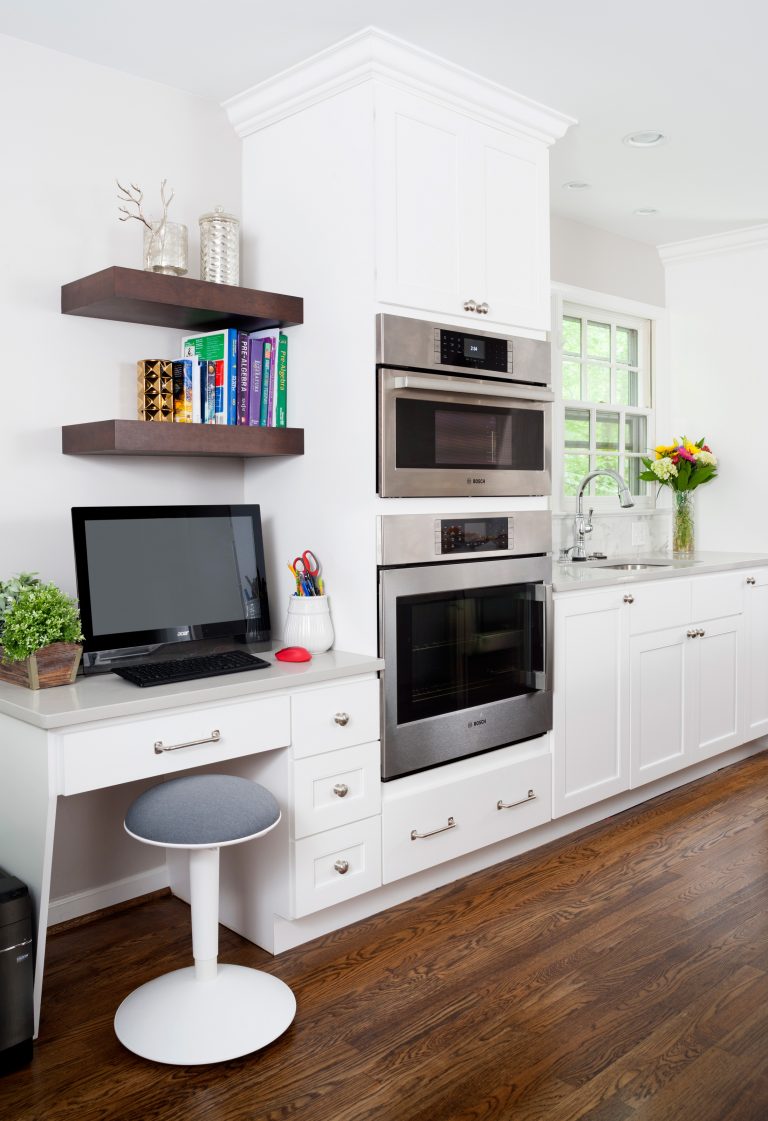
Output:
[
  {"xmin": 551, "ymin": 214, "xmax": 665, "ymax": 308},
  {"xmin": 0, "ymin": 34, "xmax": 245, "ymax": 909},
  {"xmin": 662, "ymin": 230, "xmax": 768, "ymax": 552},
  {"xmin": 0, "ymin": 34, "xmax": 244, "ymax": 591}
]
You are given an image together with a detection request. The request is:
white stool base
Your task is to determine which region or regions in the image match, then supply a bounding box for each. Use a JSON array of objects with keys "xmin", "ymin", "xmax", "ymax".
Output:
[{"xmin": 114, "ymin": 964, "xmax": 296, "ymax": 1065}]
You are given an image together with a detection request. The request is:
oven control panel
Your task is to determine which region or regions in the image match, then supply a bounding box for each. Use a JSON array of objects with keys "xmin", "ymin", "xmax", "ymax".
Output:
[
  {"xmin": 435, "ymin": 328, "xmax": 510, "ymax": 373},
  {"xmin": 436, "ymin": 517, "xmax": 514, "ymax": 555}
]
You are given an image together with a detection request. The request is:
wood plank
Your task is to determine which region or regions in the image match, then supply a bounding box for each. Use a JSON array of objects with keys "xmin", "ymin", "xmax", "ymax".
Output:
[
  {"xmin": 61, "ymin": 419, "xmax": 304, "ymax": 457},
  {"xmin": 61, "ymin": 266, "xmax": 303, "ymax": 330}
]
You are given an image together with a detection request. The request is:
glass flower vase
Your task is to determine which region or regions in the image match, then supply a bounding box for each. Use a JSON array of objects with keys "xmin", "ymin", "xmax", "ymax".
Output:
[
  {"xmin": 673, "ymin": 489, "xmax": 695, "ymax": 555},
  {"xmin": 143, "ymin": 220, "xmax": 188, "ymax": 276}
]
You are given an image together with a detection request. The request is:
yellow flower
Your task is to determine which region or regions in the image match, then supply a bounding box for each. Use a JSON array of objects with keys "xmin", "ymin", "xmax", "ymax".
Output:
[
  {"xmin": 655, "ymin": 443, "xmax": 675, "ymax": 458},
  {"xmin": 683, "ymin": 439, "xmax": 700, "ymax": 455}
]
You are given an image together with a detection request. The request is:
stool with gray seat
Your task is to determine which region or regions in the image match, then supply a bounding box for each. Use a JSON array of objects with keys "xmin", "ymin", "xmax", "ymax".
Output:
[{"xmin": 114, "ymin": 773, "xmax": 296, "ymax": 1065}]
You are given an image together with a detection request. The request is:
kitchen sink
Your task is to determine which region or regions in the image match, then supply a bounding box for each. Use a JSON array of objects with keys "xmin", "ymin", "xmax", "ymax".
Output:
[{"xmin": 599, "ymin": 562, "xmax": 673, "ymax": 570}]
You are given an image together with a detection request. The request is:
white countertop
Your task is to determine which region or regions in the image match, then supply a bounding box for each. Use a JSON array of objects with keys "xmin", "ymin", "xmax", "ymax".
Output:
[
  {"xmin": 0, "ymin": 647, "xmax": 384, "ymax": 730},
  {"xmin": 553, "ymin": 551, "xmax": 768, "ymax": 593}
]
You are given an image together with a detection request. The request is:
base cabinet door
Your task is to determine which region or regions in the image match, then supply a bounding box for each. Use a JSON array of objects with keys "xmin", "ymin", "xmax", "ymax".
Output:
[
  {"xmin": 690, "ymin": 614, "xmax": 742, "ymax": 761},
  {"xmin": 553, "ymin": 591, "xmax": 629, "ymax": 817},
  {"xmin": 743, "ymin": 567, "xmax": 768, "ymax": 740},
  {"xmin": 629, "ymin": 626, "xmax": 690, "ymax": 788}
]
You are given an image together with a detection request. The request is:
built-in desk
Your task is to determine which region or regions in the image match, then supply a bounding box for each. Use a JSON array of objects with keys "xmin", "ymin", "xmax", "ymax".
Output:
[{"xmin": 0, "ymin": 648, "xmax": 384, "ymax": 1035}]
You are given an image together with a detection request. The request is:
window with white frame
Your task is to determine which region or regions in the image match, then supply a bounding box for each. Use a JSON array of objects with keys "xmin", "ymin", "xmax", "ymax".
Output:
[{"xmin": 557, "ymin": 300, "xmax": 654, "ymax": 509}]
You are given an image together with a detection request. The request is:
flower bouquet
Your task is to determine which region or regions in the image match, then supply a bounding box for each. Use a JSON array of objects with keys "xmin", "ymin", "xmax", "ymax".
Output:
[{"xmin": 639, "ymin": 437, "xmax": 718, "ymax": 555}]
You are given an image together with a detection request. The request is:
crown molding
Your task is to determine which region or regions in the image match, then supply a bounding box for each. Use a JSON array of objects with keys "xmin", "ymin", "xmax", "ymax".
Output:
[
  {"xmin": 658, "ymin": 224, "xmax": 768, "ymax": 264},
  {"xmin": 223, "ymin": 26, "xmax": 575, "ymax": 145}
]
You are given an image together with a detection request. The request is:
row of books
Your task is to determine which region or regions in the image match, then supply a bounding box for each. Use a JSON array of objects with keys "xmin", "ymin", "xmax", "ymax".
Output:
[{"xmin": 137, "ymin": 327, "xmax": 288, "ymax": 426}]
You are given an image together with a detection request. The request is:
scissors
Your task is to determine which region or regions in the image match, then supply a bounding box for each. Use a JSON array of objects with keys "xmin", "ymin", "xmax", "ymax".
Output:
[{"xmin": 292, "ymin": 550, "xmax": 321, "ymax": 595}]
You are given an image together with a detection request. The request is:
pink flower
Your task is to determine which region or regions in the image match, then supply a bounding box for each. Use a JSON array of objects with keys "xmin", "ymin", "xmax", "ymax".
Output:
[{"xmin": 676, "ymin": 445, "xmax": 696, "ymax": 463}]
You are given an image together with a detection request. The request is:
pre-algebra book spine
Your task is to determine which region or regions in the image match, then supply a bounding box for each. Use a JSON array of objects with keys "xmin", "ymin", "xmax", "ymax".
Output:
[
  {"xmin": 237, "ymin": 332, "xmax": 250, "ymax": 425},
  {"xmin": 275, "ymin": 332, "xmax": 288, "ymax": 428},
  {"xmin": 227, "ymin": 328, "xmax": 239, "ymax": 425}
]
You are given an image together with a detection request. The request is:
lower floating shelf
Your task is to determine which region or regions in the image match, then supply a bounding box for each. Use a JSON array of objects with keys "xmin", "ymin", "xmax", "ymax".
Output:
[{"xmin": 62, "ymin": 419, "xmax": 304, "ymax": 458}]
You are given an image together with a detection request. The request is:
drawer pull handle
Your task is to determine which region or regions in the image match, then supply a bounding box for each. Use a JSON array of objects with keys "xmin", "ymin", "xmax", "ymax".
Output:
[
  {"xmin": 334, "ymin": 712, "xmax": 350, "ymax": 727},
  {"xmin": 334, "ymin": 858, "xmax": 350, "ymax": 875},
  {"xmin": 411, "ymin": 816, "xmax": 456, "ymax": 841},
  {"xmin": 333, "ymin": 782, "xmax": 349, "ymax": 798},
  {"xmin": 153, "ymin": 729, "xmax": 221, "ymax": 755},
  {"xmin": 497, "ymin": 789, "xmax": 536, "ymax": 811},
  {"xmin": 623, "ymin": 594, "xmax": 634, "ymax": 604}
]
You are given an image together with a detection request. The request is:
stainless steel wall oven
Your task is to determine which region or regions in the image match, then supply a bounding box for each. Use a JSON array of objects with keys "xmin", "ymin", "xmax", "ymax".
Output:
[
  {"xmin": 377, "ymin": 314, "xmax": 553, "ymax": 499},
  {"xmin": 378, "ymin": 511, "xmax": 552, "ymax": 781}
]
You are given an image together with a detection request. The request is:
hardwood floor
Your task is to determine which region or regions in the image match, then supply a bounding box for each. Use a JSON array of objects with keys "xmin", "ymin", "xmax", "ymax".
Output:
[{"xmin": 5, "ymin": 751, "xmax": 768, "ymax": 1121}]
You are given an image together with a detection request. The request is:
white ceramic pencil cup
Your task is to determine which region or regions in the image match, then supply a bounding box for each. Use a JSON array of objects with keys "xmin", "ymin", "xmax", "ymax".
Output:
[{"xmin": 283, "ymin": 595, "xmax": 334, "ymax": 653}]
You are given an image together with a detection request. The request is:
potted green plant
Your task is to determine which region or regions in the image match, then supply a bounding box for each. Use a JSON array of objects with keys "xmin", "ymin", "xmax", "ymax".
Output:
[{"xmin": 0, "ymin": 575, "xmax": 84, "ymax": 689}]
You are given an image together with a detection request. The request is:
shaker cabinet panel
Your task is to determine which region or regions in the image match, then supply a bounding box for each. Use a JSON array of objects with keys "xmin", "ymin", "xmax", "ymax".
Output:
[
  {"xmin": 629, "ymin": 627, "xmax": 689, "ymax": 788},
  {"xmin": 374, "ymin": 86, "xmax": 550, "ymax": 333},
  {"xmin": 742, "ymin": 567, "xmax": 768, "ymax": 741}
]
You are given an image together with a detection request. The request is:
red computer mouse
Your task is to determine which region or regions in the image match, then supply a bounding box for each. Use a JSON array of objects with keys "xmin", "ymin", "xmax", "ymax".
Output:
[{"xmin": 275, "ymin": 646, "xmax": 312, "ymax": 662}]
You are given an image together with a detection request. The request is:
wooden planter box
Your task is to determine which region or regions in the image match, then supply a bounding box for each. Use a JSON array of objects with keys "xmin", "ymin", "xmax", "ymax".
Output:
[{"xmin": 0, "ymin": 642, "xmax": 82, "ymax": 689}]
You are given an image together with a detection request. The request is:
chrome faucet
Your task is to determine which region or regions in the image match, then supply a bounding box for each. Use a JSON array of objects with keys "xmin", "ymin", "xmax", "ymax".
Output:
[{"xmin": 566, "ymin": 469, "xmax": 634, "ymax": 560}]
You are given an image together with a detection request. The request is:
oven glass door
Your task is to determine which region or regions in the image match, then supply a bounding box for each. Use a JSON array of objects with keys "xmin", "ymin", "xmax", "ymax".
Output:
[
  {"xmin": 396, "ymin": 397, "xmax": 543, "ymax": 473},
  {"xmin": 396, "ymin": 581, "xmax": 544, "ymax": 727}
]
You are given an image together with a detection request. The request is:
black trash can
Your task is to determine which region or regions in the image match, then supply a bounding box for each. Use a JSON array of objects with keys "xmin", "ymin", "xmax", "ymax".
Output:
[{"xmin": 0, "ymin": 868, "xmax": 33, "ymax": 1073}]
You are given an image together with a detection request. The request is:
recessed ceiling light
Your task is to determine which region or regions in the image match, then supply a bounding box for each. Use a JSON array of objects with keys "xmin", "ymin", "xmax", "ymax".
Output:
[
  {"xmin": 562, "ymin": 180, "xmax": 591, "ymax": 190},
  {"xmin": 634, "ymin": 207, "xmax": 659, "ymax": 215},
  {"xmin": 623, "ymin": 131, "xmax": 666, "ymax": 147}
]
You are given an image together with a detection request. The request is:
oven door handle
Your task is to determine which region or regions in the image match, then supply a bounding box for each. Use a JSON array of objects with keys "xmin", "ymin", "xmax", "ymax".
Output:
[
  {"xmin": 392, "ymin": 374, "xmax": 554, "ymax": 403},
  {"xmin": 535, "ymin": 583, "xmax": 554, "ymax": 693}
]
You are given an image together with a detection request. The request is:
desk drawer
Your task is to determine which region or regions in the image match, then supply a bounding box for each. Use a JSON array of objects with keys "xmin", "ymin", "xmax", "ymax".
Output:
[
  {"xmin": 291, "ymin": 678, "xmax": 380, "ymax": 759},
  {"xmin": 382, "ymin": 744, "xmax": 551, "ymax": 884},
  {"xmin": 57, "ymin": 695, "xmax": 291, "ymax": 795},
  {"xmin": 291, "ymin": 816, "xmax": 382, "ymax": 917},
  {"xmin": 292, "ymin": 741, "xmax": 381, "ymax": 839}
]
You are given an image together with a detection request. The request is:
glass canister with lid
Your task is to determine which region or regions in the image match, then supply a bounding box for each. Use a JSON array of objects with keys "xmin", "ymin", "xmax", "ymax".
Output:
[{"xmin": 199, "ymin": 206, "xmax": 240, "ymax": 285}]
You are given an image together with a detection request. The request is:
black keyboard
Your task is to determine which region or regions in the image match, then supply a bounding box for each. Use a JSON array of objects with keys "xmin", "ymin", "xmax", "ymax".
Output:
[{"xmin": 112, "ymin": 650, "xmax": 271, "ymax": 687}]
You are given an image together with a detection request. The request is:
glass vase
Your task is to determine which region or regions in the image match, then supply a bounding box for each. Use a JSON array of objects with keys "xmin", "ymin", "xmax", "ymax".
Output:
[
  {"xmin": 143, "ymin": 220, "xmax": 188, "ymax": 276},
  {"xmin": 673, "ymin": 490, "xmax": 695, "ymax": 555}
]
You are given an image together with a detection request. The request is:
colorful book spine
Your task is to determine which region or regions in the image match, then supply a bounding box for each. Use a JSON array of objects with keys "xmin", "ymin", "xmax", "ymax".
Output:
[
  {"xmin": 259, "ymin": 338, "xmax": 274, "ymax": 427},
  {"xmin": 266, "ymin": 345, "xmax": 277, "ymax": 427},
  {"xmin": 201, "ymin": 359, "xmax": 216, "ymax": 423},
  {"xmin": 171, "ymin": 358, "xmax": 200, "ymax": 423},
  {"xmin": 247, "ymin": 337, "xmax": 264, "ymax": 425},
  {"xmin": 137, "ymin": 360, "xmax": 173, "ymax": 422},
  {"xmin": 237, "ymin": 332, "xmax": 250, "ymax": 425},
  {"xmin": 275, "ymin": 332, "xmax": 288, "ymax": 428},
  {"xmin": 214, "ymin": 359, "xmax": 226, "ymax": 424},
  {"xmin": 181, "ymin": 328, "xmax": 239, "ymax": 424}
]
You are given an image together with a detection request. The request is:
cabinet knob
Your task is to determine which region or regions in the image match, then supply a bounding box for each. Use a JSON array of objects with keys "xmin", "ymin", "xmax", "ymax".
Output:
[
  {"xmin": 747, "ymin": 576, "xmax": 757, "ymax": 585},
  {"xmin": 334, "ymin": 858, "xmax": 350, "ymax": 875},
  {"xmin": 334, "ymin": 712, "xmax": 350, "ymax": 727},
  {"xmin": 697, "ymin": 628, "xmax": 706, "ymax": 638},
  {"xmin": 687, "ymin": 628, "xmax": 698, "ymax": 638},
  {"xmin": 623, "ymin": 594, "xmax": 634, "ymax": 604},
  {"xmin": 463, "ymin": 299, "xmax": 477, "ymax": 312},
  {"xmin": 477, "ymin": 302, "xmax": 489, "ymax": 315},
  {"xmin": 332, "ymin": 782, "xmax": 349, "ymax": 798}
]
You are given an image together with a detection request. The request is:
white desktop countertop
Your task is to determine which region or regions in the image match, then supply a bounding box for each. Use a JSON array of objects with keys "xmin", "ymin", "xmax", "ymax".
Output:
[
  {"xmin": 0, "ymin": 648, "xmax": 384, "ymax": 730},
  {"xmin": 553, "ymin": 551, "xmax": 768, "ymax": 593}
]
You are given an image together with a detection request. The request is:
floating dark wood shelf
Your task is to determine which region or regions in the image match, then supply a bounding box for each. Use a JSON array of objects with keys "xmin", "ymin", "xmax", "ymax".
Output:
[
  {"xmin": 61, "ymin": 267, "xmax": 303, "ymax": 331},
  {"xmin": 62, "ymin": 420, "xmax": 305, "ymax": 458}
]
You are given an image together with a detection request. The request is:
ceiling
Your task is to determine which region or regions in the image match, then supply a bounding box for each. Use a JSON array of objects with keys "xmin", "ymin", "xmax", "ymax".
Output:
[{"xmin": 1, "ymin": 0, "xmax": 765, "ymax": 247}]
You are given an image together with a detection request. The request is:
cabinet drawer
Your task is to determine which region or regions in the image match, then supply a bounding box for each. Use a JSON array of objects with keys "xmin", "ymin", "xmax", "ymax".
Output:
[
  {"xmin": 292, "ymin": 741, "xmax": 381, "ymax": 839},
  {"xmin": 291, "ymin": 816, "xmax": 382, "ymax": 917},
  {"xmin": 382, "ymin": 743, "xmax": 551, "ymax": 884},
  {"xmin": 291, "ymin": 678, "xmax": 380, "ymax": 759},
  {"xmin": 56, "ymin": 695, "xmax": 291, "ymax": 795},
  {"xmin": 691, "ymin": 571, "xmax": 745, "ymax": 621},
  {"xmin": 627, "ymin": 579, "xmax": 691, "ymax": 635}
]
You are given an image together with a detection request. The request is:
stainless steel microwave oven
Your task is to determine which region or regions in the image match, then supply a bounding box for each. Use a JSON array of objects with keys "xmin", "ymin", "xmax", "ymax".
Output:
[{"xmin": 376, "ymin": 314, "xmax": 553, "ymax": 498}]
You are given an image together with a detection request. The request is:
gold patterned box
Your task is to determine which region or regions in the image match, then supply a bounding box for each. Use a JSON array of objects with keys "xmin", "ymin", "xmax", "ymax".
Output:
[{"xmin": 137, "ymin": 360, "xmax": 174, "ymax": 422}]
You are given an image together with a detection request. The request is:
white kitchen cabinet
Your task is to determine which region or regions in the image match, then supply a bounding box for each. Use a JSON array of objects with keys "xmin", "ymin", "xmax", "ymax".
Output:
[
  {"xmin": 552, "ymin": 589, "xmax": 630, "ymax": 817},
  {"xmin": 628, "ymin": 624, "xmax": 690, "ymax": 787},
  {"xmin": 374, "ymin": 84, "xmax": 551, "ymax": 333},
  {"xmin": 742, "ymin": 566, "xmax": 768, "ymax": 740}
]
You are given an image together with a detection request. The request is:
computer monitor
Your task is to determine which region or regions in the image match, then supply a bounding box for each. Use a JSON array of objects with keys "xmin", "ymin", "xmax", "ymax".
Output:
[{"xmin": 71, "ymin": 505, "xmax": 271, "ymax": 674}]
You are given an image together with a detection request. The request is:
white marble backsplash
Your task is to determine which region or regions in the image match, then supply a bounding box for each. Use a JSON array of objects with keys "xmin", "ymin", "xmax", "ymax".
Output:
[{"xmin": 552, "ymin": 510, "xmax": 672, "ymax": 558}]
